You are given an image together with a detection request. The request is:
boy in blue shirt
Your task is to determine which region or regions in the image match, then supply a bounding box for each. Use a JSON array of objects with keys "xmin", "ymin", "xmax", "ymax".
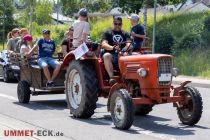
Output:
[
  {"xmin": 27, "ymin": 29, "xmax": 61, "ymax": 87},
  {"xmin": 129, "ymin": 14, "xmax": 145, "ymax": 51}
]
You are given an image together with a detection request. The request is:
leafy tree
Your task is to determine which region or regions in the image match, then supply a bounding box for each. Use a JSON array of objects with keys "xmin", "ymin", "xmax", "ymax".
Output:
[
  {"xmin": 0, "ymin": 0, "xmax": 17, "ymax": 41},
  {"xmin": 112, "ymin": 0, "xmax": 187, "ymax": 14},
  {"xmin": 60, "ymin": 0, "xmax": 111, "ymax": 16},
  {"xmin": 34, "ymin": 0, "xmax": 53, "ymax": 25}
]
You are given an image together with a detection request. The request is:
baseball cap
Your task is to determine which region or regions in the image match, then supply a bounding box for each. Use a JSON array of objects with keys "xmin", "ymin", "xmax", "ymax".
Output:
[
  {"xmin": 42, "ymin": 29, "xmax": 50, "ymax": 34},
  {"xmin": 78, "ymin": 8, "xmax": 88, "ymax": 17},
  {"xmin": 23, "ymin": 35, "xmax": 33, "ymax": 41},
  {"xmin": 113, "ymin": 16, "xmax": 122, "ymax": 22},
  {"xmin": 128, "ymin": 14, "xmax": 139, "ymax": 21}
]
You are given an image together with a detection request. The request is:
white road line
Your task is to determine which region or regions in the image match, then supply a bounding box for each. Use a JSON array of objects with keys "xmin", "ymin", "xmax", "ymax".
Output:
[{"xmin": 0, "ymin": 92, "xmax": 17, "ymax": 101}]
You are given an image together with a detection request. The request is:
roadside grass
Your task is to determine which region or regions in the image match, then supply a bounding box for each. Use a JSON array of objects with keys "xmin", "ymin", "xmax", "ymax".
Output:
[{"xmin": 174, "ymin": 48, "xmax": 210, "ymax": 78}]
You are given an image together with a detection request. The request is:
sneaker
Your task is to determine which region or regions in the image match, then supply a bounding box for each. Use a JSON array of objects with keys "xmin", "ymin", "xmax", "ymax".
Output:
[
  {"xmin": 46, "ymin": 82, "xmax": 51, "ymax": 87},
  {"xmin": 50, "ymin": 81, "xmax": 55, "ymax": 87},
  {"xmin": 46, "ymin": 81, "xmax": 55, "ymax": 88},
  {"xmin": 109, "ymin": 79, "xmax": 117, "ymax": 86}
]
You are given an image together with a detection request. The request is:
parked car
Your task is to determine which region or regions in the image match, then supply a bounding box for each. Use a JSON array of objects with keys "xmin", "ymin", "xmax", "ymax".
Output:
[{"xmin": 0, "ymin": 50, "xmax": 20, "ymax": 82}]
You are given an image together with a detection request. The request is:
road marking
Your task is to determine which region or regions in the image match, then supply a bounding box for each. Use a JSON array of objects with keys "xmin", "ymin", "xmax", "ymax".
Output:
[
  {"xmin": 132, "ymin": 126, "xmax": 178, "ymax": 140},
  {"xmin": 0, "ymin": 92, "xmax": 17, "ymax": 101}
]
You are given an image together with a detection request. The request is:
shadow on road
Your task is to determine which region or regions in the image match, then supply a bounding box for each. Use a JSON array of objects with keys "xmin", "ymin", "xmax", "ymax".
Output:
[
  {"xmin": 69, "ymin": 114, "xmax": 112, "ymax": 126},
  {"xmin": 0, "ymin": 78, "xmax": 18, "ymax": 84},
  {"xmin": 126, "ymin": 115, "xmax": 209, "ymax": 136},
  {"xmin": 13, "ymin": 99, "xmax": 67, "ymax": 110}
]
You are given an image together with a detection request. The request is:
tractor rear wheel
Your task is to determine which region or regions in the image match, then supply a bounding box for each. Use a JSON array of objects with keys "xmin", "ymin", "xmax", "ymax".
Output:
[
  {"xmin": 110, "ymin": 89, "xmax": 134, "ymax": 130},
  {"xmin": 177, "ymin": 86, "xmax": 203, "ymax": 126},
  {"xmin": 135, "ymin": 105, "xmax": 153, "ymax": 116},
  {"xmin": 65, "ymin": 60, "xmax": 98, "ymax": 118}
]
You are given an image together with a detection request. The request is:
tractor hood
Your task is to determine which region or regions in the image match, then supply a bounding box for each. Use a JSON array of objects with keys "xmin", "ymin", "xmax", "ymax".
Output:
[
  {"xmin": 119, "ymin": 54, "xmax": 172, "ymax": 63},
  {"xmin": 119, "ymin": 54, "xmax": 173, "ymax": 88}
]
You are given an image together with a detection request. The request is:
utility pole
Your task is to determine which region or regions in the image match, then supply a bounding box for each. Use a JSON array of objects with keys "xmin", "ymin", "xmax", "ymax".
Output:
[{"xmin": 152, "ymin": 0, "xmax": 157, "ymax": 54}]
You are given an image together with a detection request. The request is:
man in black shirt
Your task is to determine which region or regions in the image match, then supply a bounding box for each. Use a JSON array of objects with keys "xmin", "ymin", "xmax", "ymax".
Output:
[
  {"xmin": 129, "ymin": 14, "xmax": 145, "ymax": 51},
  {"xmin": 101, "ymin": 16, "xmax": 131, "ymax": 85}
]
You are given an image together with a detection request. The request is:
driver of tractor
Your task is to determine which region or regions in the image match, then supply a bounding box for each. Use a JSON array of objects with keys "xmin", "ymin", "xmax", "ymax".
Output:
[
  {"xmin": 27, "ymin": 29, "xmax": 61, "ymax": 88},
  {"xmin": 101, "ymin": 16, "xmax": 131, "ymax": 85}
]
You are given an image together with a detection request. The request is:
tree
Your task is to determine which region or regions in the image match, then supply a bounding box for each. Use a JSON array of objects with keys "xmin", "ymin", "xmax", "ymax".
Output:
[
  {"xmin": 34, "ymin": 0, "xmax": 53, "ymax": 25},
  {"xmin": 111, "ymin": 0, "xmax": 187, "ymax": 14},
  {"xmin": 60, "ymin": 0, "xmax": 111, "ymax": 16},
  {"xmin": 0, "ymin": 0, "xmax": 17, "ymax": 41}
]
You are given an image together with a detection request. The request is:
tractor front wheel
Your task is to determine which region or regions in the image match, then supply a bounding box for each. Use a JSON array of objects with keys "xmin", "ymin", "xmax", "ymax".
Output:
[
  {"xmin": 110, "ymin": 89, "xmax": 134, "ymax": 130},
  {"xmin": 177, "ymin": 86, "xmax": 203, "ymax": 126}
]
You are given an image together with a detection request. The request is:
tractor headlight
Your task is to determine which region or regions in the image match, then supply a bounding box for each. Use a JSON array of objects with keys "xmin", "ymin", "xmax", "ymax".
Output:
[
  {"xmin": 137, "ymin": 68, "xmax": 147, "ymax": 78},
  {"xmin": 172, "ymin": 68, "xmax": 179, "ymax": 77}
]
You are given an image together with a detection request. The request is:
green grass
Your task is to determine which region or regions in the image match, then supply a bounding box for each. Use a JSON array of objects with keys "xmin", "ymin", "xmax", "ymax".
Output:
[{"xmin": 175, "ymin": 48, "xmax": 210, "ymax": 78}]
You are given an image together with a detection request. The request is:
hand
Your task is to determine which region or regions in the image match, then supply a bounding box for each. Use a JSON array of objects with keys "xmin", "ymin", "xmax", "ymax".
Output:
[
  {"xmin": 25, "ymin": 52, "xmax": 31, "ymax": 58},
  {"xmin": 80, "ymin": 38, "xmax": 85, "ymax": 44},
  {"xmin": 131, "ymin": 31, "xmax": 136, "ymax": 37},
  {"xmin": 113, "ymin": 45, "xmax": 120, "ymax": 51}
]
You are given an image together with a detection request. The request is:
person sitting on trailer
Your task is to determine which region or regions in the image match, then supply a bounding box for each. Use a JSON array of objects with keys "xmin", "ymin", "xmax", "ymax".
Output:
[
  {"xmin": 61, "ymin": 26, "xmax": 73, "ymax": 56},
  {"xmin": 27, "ymin": 29, "xmax": 61, "ymax": 88}
]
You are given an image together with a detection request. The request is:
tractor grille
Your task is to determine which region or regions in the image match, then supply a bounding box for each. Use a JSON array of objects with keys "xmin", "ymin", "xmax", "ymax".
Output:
[
  {"xmin": 158, "ymin": 57, "xmax": 172, "ymax": 85},
  {"xmin": 126, "ymin": 65, "xmax": 139, "ymax": 73}
]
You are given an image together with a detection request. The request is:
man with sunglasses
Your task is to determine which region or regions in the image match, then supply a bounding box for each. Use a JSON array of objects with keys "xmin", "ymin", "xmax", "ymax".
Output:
[
  {"xmin": 101, "ymin": 16, "xmax": 131, "ymax": 85},
  {"xmin": 27, "ymin": 29, "xmax": 61, "ymax": 88}
]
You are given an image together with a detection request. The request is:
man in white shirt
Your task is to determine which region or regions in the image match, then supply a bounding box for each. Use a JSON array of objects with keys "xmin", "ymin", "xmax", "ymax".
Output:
[{"xmin": 72, "ymin": 8, "xmax": 90, "ymax": 47}]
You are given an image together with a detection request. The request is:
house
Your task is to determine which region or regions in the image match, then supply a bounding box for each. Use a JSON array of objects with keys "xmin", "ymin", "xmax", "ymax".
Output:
[
  {"xmin": 179, "ymin": 1, "xmax": 210, "ymax": 12},
  {"xmin": 202, "ymin": 0, "xmax": 210, "ymax": 6},
  {"xmin": 51, "ymin": 13, "xmax": 74, "ymax": 25}
]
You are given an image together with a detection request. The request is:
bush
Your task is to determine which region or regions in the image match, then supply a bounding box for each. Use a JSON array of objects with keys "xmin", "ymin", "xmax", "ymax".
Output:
[
  {"xmin": 175, "ymin": 48, "xmax": 210, "ymax": 78},
  {"xmin": 155, "ymin": 28, "xmax": 174, "ymax": 54},
  {"xmin": 178, "ymin": 33, "xmax": 201, "ymax": 50}
]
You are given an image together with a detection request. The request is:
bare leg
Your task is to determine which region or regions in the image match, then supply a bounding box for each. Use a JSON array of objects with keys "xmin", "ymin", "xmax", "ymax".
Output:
[
  {"xmin": 103, "ymin": 53, "xmax": 114, "ymax": 78},
  {"xmin": 43, "ymin": 66, "xmax": 51, "ymax": 81},
  {"xmin": 51, "ymin": 63, "xmax": 61, "ymax": 81}
]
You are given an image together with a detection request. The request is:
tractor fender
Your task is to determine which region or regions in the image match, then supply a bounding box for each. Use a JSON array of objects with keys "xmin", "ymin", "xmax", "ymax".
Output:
[
  {"xmin": 62, "ymin": 52, "xmax": 75, "ymax": 68},
  {"xmin": 107, "ymin": 83, "xmax": 127, "ymax": 111},
  {"xmin": 173, "ymin": 81, "xmax": 191, "ymax": 96}
]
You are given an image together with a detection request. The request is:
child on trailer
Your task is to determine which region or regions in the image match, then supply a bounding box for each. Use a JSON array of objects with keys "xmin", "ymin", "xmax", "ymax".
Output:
[{"xmin": 20, "ymin": 35, "xmax": 33, "ymax": 55}]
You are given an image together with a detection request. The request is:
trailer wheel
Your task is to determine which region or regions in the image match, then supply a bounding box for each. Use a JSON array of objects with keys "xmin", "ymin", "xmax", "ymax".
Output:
[
  {"xmin": 177, "ymin": 86, "xmax": 203, "ymax": 125},
  {"xmin": 17, "ymin": 80, "xmax": 31, "ymax": 103},
  {"xmin": 110, "ymin": 89, "xmax": 134, "ymax": 130},
  {"xmin": 135, "ymin": 105, "xmax": 153, "ymax": 116},
  {"xmin": 65, "ymin": 60, "xmax": 98, "ymax": 118}
]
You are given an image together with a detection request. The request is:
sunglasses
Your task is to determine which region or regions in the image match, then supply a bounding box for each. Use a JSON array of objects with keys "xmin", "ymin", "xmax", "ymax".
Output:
[
  {"xmin": 114, "ymin": 22, "xmax": 122, "ymax": 26},
  {"xmin": 69, "ymin": 28, "xmax": 74, "ymax": 31}
]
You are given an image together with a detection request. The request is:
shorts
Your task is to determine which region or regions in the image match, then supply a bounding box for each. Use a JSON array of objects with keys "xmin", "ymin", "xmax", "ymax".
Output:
[
  {"xmin": 111, "ymin": 53, "xmax": 118, "ymax": 66},
  {"xmin": 103, "ymin": 52, "xmax": 119, "ymax": 69},
  {"xmin": 38, "ymin": 57, "xmax": 60, "ymax": 69}
]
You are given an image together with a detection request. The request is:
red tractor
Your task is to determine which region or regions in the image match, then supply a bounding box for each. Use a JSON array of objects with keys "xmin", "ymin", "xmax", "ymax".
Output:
[{"xmin": 62, "ymin": 44, "xmax": 202, "ymax": 130}]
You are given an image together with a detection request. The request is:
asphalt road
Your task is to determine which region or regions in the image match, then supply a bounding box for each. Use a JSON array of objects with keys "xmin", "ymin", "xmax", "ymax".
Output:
[{"xmin": 0, "ymin": 79, "xmax": 209, "ymax": 140}]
